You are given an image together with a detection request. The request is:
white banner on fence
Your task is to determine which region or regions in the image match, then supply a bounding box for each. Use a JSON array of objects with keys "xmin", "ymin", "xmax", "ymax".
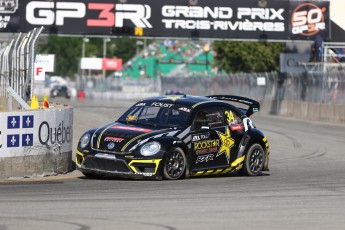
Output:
[
  {"xmin": 35, "ymin": 54, "xmax": 55, "ymax": 73},
  {"xmin": 81, "ymin": 57, "xmax": 102, "ymax": 70},
  {"xmin": 0, "ymin": 107, "xmax": 73, "ymax": 158}
]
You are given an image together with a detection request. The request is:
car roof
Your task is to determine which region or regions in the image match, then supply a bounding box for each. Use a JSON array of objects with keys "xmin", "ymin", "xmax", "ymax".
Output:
[{"xmin": 140, "ymin": 95, "xmax": 238, "ymax": 110}]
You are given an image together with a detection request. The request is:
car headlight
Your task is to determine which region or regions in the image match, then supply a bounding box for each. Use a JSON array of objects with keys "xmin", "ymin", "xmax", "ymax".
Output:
[
  {"xmin": 80, "ymin": 133, "xmax": 91, "ymax": 148},
  {"xmin": 140, "ymin": 141, "xmax": 161, "ymax": 156}
]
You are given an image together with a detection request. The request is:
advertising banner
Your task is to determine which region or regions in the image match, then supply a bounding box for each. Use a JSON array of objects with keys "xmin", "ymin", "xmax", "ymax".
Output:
[
  {"xmin": 80, "ymin": 57, "xmax": 122, "ymax": 70},
  {"xmin": 0, "ymin": 0, "xmax": 19, "ymax": 32},
  {"xmin": 0, "ymin": 0, "xmax": 330, "ymax": 41},
  {"xmin": 102, "ymin": 58, "xmax": 122, "ymax": 70},
  {"xmin": 280, "ymin": 53, "xmax": 310, "ymax": 73}
]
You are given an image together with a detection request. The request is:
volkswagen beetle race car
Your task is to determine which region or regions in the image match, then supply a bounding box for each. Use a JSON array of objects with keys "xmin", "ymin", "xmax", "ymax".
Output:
[{"xmin": 76, "ymin": 95, "xmax": 270, "ymax": 180}]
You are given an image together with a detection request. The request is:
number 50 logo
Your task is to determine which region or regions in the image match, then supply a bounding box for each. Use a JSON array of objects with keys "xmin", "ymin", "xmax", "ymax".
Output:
[{"xmin": 291, "ymin": 3, "xmax": 327, "ymax": 36}]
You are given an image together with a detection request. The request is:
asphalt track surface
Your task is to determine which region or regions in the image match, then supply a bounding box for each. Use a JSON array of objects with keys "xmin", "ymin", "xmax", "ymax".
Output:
[{"xmin": 1, "ymin": 98, "xmax": 345, "ymax": 230}]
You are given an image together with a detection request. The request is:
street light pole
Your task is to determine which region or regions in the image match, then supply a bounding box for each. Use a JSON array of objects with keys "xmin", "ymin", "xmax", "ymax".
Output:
[
  {"xmin": 81, "ymin": 37, "xmax": 89, "ymax": 77},
  {"xmin": 203, "ymin": 43, "xmax": 210, "ymax": 75},
  {"xmin": 103, "ymin": 38, "xmax": 111, "ymax": 78}
]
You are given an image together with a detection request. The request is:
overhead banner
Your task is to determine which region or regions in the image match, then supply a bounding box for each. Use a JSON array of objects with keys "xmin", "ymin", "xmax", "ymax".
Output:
[{"xmin": 0, "ymin": 0, "xmax": 330, "ymax": 41}]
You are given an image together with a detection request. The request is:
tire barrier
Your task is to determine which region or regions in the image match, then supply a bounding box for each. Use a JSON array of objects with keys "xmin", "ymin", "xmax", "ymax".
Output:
[{"xmin": 0, "ymin": 105, "xmax": 73, "ymax": 179}]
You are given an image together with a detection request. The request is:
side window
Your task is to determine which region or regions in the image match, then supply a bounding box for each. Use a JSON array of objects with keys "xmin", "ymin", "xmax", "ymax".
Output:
[{"xmin": 193, "ymin": 107, "xmax": 226, "ymax": 130}]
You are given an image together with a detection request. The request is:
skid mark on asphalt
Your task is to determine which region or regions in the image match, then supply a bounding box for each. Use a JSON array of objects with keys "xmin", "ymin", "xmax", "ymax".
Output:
[
  {"xmin": 262, "ymin": 128, "xmax": 327, "ymax": 164},
  {"xmin": 263, "ymin": 129, "xmax": 302, "ymax": 149},
  {"xmin": 130, "ymin": 221, "xmax": 177, "ymax": 230},
  {"xmin": 0, "ymin": 216, "xmax": 91, "ymax": 230}
]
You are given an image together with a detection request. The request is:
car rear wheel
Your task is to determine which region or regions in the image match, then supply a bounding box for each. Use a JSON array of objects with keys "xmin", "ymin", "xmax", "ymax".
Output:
[
  {"xmin": 241, "ymin": 143, "xmax": 265, "ymax": 176},
  {"xmin": 163, "ymin": 147, "xmax": 187, "ymax": 180}
]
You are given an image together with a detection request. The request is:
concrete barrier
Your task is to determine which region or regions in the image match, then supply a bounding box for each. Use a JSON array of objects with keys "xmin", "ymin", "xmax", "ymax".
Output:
[
  {"xmin": 259, "ymin": 100, "xmax": 273, "ymax": 115},
  {"xmin": 293, "ymin": 101, "xmax": 309, "ymax": 120},
  {"xmin": 334, "ymin": 105, "xmax": 345, "ymax": 123},
  {"xmin": 260, "ymin": 99, "xmax": 345, "ymax": 124},
  {"xmin": 319, "ymin": 104, "xmax": 335, "ymax": 122},
  {"xmin": 306, "ymin": 103, "xmax": 320, "ymax": 121},
  {"xmin": 279, "ymin": 100, "xmax": 294, "ymax": 117},
  {"xmin": 0, "ymin": 105, "xmax": 73, "ymax": 179}
]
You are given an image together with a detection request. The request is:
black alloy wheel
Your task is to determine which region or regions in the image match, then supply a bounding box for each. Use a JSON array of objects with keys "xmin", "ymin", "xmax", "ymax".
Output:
[
  {"xmin": 241, "ymin": 143, "xmax": 265, "ymax": 176},
  {"xmin": 163, "ymin": 147, "xmax": 187, "ymax": 180}
]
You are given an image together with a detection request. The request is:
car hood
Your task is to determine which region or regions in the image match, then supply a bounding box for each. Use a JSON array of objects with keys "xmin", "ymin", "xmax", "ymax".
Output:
[{"xmin": 91, "ymin": 122, "xmax": 172, "ymax": 152}]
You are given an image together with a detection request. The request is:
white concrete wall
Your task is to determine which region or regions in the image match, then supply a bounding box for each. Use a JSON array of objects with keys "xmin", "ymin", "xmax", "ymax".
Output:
[{"xmin": 0, "ymin": 106, "xmax": 73, "ymax": 179}]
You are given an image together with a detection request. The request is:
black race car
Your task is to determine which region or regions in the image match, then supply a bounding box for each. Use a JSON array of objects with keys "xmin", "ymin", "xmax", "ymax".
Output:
[
  {"xmin": 76, "ymin": 95, "xmax": 270, "ymax": 180},
  {"xmin": 50, "ymin": 85, "xmax": 71, "ymax": 99}
]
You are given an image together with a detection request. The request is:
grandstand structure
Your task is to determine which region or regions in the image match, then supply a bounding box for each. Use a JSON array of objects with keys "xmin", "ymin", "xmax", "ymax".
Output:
[
  {"xmin": 117, "ymin": 40, "xmax": 214, "ymax": 79},
  {"xmin": 300, "ymin": 42, "xmax": 345, "ymax": 74}
]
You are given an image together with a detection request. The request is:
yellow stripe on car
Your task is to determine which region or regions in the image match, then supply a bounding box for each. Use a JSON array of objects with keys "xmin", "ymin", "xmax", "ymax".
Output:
[
  {"xmin": 194, "ymin": 171, "xmax": 205, "ymax": 176},
  {"xmin": 128, "ymin": 159, "xmax": 162, "ymax": 175},
  {"xmin": 76, "ymin": 151, "xmax": 85, "ymax": 165},
  {"xmin": 220, "ymin": 167, "xmax": 233, "ymax": 174},
  {"xmin": 121, "ymin": 129, "xmax": 169, "ymax": 151},
  {"xmin": 213, "ymin": 168, "xmax": 224, "ymax": 175},
  {"xmin": 191, "ymin": 100, "xmax": 213, "ymax": 108},
  {"xmin": 97, "ymin": 123, "xmax": 115, "ymax": 149},
  {"xmin": 204, "ymin": 169, "xmax": 215, "ymax": 175},
  {"xmin": 231, "ymin": 155, "xmax": 245, "ymax": 167}
]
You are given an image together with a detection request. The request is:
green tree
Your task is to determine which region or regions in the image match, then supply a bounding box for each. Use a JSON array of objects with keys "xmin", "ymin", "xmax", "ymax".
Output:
[
  {"xmin": 213, "ymin": 41, "xmax": 285, "ymax": 73},
  {"xmin": 110, "ymin": 38, "xmax": 138, "ymax": 62},
  {"xmin": 38, "ymin": 36, "xmax": 82, "ymax": 77}
]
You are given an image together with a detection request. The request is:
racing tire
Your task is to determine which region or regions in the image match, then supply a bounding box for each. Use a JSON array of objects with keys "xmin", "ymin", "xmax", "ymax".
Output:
[
  {"xmin": 163, "ymin": 147, "xmax": 187, "ymax": 180},
  {"xmin": 240, "ymin": 143, "xmax": 265, "ymax": 176},
  {"xmin": 82, "ymin": 172, "xmax": 105, "ymax": 179}
]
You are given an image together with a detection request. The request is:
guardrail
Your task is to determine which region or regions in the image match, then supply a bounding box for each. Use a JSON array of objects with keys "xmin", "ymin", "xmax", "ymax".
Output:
[{"xmin": 0, "ymin": 27, "xmax": 43, "ymax": 111}]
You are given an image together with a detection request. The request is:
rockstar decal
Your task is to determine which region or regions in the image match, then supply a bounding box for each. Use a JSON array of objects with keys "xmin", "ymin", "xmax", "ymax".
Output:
[{"xmin": 216, "ymin": 128, "xmax": 234, "ymax": 164}]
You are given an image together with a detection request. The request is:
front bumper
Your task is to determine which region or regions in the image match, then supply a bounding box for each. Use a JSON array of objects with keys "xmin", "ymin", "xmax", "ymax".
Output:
[{"xmin": 76, "ymin": 151, "xmax": 162, "ymax": 178}]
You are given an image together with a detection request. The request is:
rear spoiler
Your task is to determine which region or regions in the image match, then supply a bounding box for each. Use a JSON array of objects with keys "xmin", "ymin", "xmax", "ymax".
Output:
[{"xmin": 206, "ymin": 95, "xmax": 260, "ymax": 117}]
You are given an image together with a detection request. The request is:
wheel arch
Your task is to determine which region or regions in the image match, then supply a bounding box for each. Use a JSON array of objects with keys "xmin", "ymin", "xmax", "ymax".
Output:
[
  {"xmin": 237, "ymin": 129, "xmax": 267, "ymax": 158},
  {"xmin": 237, "ymin": 129, "xmax": 269, "ymax": 172},
  {"xmin": 154, "ymin": 136, "xmax": 191, "ymax": 178}
]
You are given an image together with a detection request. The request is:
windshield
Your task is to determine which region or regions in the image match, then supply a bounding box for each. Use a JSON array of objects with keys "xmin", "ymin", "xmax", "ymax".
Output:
[{"xmin": 118, "ymin": 104, "xmax": 191, "ymax": 128}]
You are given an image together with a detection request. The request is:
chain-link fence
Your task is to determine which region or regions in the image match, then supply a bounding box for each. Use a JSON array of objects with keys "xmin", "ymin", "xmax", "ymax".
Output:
[
  {"xmin": 161, "ymin": 71, "xmax": 345, "ymax": 105},
  {"xmin": 75, "ymin": 69, "xmax": 345, "ymax": 105},
  {"xmin": 76, "ymin": 76, "xmax": 161, "ymax": 93}
]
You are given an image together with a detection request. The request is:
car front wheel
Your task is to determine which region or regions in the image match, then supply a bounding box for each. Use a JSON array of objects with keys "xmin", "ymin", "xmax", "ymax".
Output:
[
  {"xmin": 241, "ymin": 143, "xmax": 265, "ymax": 176},
  {"xmin": 163, "ymin": 147, "xmax": 187, "ymax": 180}
]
